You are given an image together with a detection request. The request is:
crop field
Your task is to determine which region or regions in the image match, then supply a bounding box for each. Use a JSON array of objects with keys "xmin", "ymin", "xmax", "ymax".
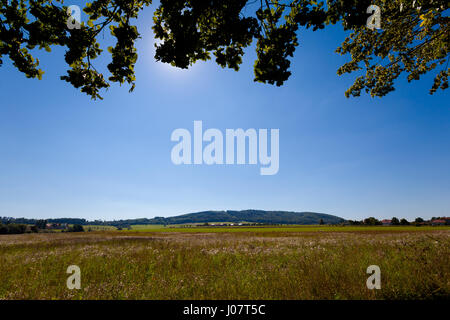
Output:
[{"xmin": 0, "ymin": 226, "xmax": 448, "ymax": 300}]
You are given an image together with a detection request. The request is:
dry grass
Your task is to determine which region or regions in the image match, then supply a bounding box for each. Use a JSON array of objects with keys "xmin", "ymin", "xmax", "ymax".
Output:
[{"xmin": 0, "ymin": 229, "xmax": 449, "ymax": 300}]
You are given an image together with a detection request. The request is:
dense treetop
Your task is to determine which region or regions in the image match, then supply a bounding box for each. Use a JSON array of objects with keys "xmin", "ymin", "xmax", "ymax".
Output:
[{"xmin": 1, "ymin": 0, "xmax": 448, "ymax": 99}]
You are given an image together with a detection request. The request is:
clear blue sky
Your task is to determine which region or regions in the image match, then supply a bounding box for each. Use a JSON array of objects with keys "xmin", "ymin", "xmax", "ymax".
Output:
[{"xmin": 0, "ymin": 7, "xmax": 449, "ymax": 221}]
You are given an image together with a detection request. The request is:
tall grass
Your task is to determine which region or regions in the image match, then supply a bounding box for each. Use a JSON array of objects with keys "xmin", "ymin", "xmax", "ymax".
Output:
[{"xmin": 0, "ymin": 230, "xmax": 448, "ymax": 299}]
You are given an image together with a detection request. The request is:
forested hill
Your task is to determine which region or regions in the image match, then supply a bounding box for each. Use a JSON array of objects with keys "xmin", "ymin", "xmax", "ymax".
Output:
[
  {"xmin": 148, "ymin": 210, "xmax": 344, "ymax": 225},
  {"xmin": 1, "ymin": 210, "xmax": 345, "ymax": 226}
]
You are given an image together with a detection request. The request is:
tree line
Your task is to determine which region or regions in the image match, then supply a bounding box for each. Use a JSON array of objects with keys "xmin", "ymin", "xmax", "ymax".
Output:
[
  {"xmin": 0, "ymin": 218, "xmax": 85, "ymax": 234},
  {"xmin": 347, "ymin": 216, "xmax": 446, "ymax": 226}
]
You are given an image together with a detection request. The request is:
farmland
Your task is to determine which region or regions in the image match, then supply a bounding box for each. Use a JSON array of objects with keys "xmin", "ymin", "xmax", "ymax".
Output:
[{"xmin": 0, "ymin": 226, "xmax": 448, "ymax": 300}]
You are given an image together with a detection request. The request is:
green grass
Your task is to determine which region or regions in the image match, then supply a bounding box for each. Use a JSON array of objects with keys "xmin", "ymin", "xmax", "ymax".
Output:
[
  {"xmin": 123, "ymin": 225, "xmax": 450, "ymax": 233},
  {"xmin": 0, "ymin": 228, "xmax": 448, "ymax": 299},
  {"xmin": 128, "ymin": 224, "xmax": 168, "ymax": 230},
  {"xmin": 84, "ymin": 225, "xmax": 118, "ymax": 231}
]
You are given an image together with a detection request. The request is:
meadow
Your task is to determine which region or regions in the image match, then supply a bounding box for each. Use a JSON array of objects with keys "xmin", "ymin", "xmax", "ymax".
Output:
[
  {"xmin": 0, "ymin": 226, "xmax": 448, "ymax": 300},
  {"xmin": 127, "ymin": 224, "xmax": 450, "ymax": 233}
]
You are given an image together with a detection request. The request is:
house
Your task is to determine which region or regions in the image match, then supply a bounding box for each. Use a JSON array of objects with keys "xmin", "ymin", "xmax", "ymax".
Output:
[
  {"xmin": 381, "ymin": 219, "xmax": 392, "ymax": 226},
  {"xmin": 431, "ymin": 219, "xmax": 447, "ymax": 226}
]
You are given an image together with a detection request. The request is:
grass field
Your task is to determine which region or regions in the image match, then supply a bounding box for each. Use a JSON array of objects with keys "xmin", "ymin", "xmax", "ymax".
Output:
[
  {"xmin": 125, "ymin": 225, "xmax": 450, "ymax": 233},
  {"xmin": 84, "ymin": 225, "xmax": 118, "ymax": 231},
  {"xmin": 0, "ymin": 226, "xmax": 448, "ymax": 299}
]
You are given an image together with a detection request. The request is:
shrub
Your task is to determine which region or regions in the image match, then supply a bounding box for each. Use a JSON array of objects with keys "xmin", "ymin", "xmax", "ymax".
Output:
[
  {"xmin": 0, "ymin": 223, "xmax": 28, "ymax": 234},
  {"xmin": 67, "ymin": 224, "xmax": 84, "ymax": 232}
]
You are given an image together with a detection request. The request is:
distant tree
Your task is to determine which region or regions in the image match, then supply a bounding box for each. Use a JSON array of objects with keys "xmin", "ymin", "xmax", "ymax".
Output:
[
  {"xmin": 68, "ymin": 224, "xmax": 84, "ymax": 232},
  {"xmin": 391, "ymin": 217, "xmax": 400, "ymax": 225},
  {"xmin": 0, "ymin": 224, "xmax": 27, "ymax": 234},
  {"xmin": 0, "ymin": 224, "xmax": 8, "ymax": 234},
  {"xmin": 319, "ymin": 219, "xmax": 324, "ymax": 225},
  {"xmin": 35, "ymin": 219, "xmax": 47, "ymax": 229},
  {"xmin": 364, "ymin": 217, "xmax": 382, "ymax": 226},
  {"xmin": 48, "ymin": 218, "xmax": 87, "ymax": 225},
  {"xmin": 400, "ymin": 218, "xmax": 410, "ymax": 225},
  {"xmin": 415, "ymin": 217, "xmax": 424, "ymax": 223},
  {"xmin": 0, "ymin": 218, "xmax": 10, "ymax": 224}
]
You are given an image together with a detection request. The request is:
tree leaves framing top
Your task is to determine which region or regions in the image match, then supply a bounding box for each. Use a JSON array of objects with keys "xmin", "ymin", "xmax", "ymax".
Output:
[{"xmin": 0, "ymin": 0, "xmax": 448, "ymax": 99}]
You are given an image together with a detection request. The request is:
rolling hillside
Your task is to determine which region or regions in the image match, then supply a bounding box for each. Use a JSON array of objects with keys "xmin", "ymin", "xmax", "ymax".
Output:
[
  {"xmin": 1, "ymin": 210, "xmax": 345, "ymax": 227},
  {"xmin": 137, "ymin": 210, "xmax": 344, "ymax": 225}
]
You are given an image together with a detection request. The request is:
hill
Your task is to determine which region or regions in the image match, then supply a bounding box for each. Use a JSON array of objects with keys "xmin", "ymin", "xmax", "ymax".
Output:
[
  {"xmin": 152, "ymin": 210, "xmax": 345, "ymax": 225},
  {"xmin": 1, "ymin": 210, "xmax": 345, "ymax": 227},
  {"xmin": 103, "ymin": 210, "xmax": 345, "ymax": 226}
]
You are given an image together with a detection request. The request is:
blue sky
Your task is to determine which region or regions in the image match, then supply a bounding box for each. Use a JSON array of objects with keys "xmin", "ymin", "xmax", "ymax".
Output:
[{"xmin": 0, "ymin": 6, "xmax": 449, "ymax": 221}]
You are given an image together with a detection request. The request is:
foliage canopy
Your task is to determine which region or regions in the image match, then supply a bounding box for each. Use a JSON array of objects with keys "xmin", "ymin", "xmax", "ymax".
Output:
[{"xmin": 1, "ymin": 0, "xmax": 448, "ymax": 99}]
